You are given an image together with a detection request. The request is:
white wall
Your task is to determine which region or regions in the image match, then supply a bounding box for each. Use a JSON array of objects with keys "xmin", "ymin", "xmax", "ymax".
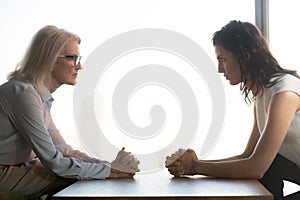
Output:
[{"xmin": 0, "ymin": 0, "xmax": 255, "ymax": 164}]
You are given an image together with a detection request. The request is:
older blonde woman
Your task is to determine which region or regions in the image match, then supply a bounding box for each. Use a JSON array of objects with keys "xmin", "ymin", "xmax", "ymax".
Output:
[{"xmin": 0, "ymin": 25, "xmax": 139, "ymax": 199}]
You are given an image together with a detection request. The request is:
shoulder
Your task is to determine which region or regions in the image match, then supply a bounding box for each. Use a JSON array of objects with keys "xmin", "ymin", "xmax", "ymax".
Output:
[
  {"xmin": 1, "ymin": 80, "xmax": 35, "ymax": 91},
  {"xmin": 276, "ymin": 74, "xmax": 300, "ymax": 85},
  {"xmin": 0, "ymin": 80, "xmax": 40, "ymax": 102},
  {"xmin": 269, "ymin": 74, "xmax": 300, "ymax": 96}
]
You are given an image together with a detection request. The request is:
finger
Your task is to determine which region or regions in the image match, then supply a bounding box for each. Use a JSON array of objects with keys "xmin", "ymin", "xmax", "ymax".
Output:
[
  {"xmin": 172, "ymin": 152, "xmax": 180, "ymax": 158},
  {"xmin": 134, "ymin": 158, "xmax": 140, "ymax": 165},
  {"xmin": 115, "ymin": 151, "xmax": 124, "ymax": 160},
  {"xmin": 175, "ymin": 156, "xmax": 185, "ymax": 162},
  {"xmin": 117, "ymin": 148, "xmax": 125, "ymax": 155},
  {"xmin": 165, "ymin": 156, "xmax": 174, "ymax": 166},
  {"xmin": 124, "ymin": 167, "xmax": 136, "ymax": 174},
  {"xmin": 167, "ymin": 166, "xmax": 184, "ymax": 176},
  {"xmin": 178, "ymin": 148, "xmax": 186, "ymax": 154},
  {"xmin": 175, "ymin": 149, "xmax": 186, "ymax": 158},
  {"xmin": 120, "ymin": 157, "xmax": 140, "ymax": 172},
  {"xmin": 165, "ymin": 157, "xmax": 171, "ymax": 166},
  {"xmin": 128, "ymin": 155, "xmax": 138, "ymax": 162},
  {"xmin": 168, "ymin": 154, "xmax": 180, "ymax": 162},
  {"xmin": 124, "ymin": 164, "xmax": 140, "ymax": 173},
  {"xmin": 177, "ymin": 149, "xmax": 187, "ymax": 158},
  {"xmin": 166, "ymin": 160, "xmax": 182, "ymax": 167},
  {"xmin": 166, "ymin": 149, "xmax": 186, "ymax": 166},
  {"xmin": 128, "ymin": 167, "xmax": 140, "ymax": 173},
  {"xmin": 116, "ymin": 148, "xmax": 132, "ymax": 158},
  {"xmin": 166, "ymin": 161, "xmax": 182, "ymax": 168},
  {"xmin": 127, "ymin": 160, "xmax": 140, "ymax": 171},
  {"xmin": 187, "ymin": 149, "xmax": 198, "ymax": 160},
  {"xmin": 120, "ymin": 154, "xmax": 133, "ymax": 164},
  {"xmin": 166, "ymin": 160, "xmax": 179, "ymax": 167},
  {"xmin": 170, "ymin": 170, "xmax": 184, "ymax": 177},
  {"xmin": 118, "ymin": 150, "xmax": 131, "ymax": 158},
  {"xmin": 175, "ymin": 148, "xmax": 185, "ymax": 156},
  {"xmin": 129, "ymin": 167, "xmax": 140, "ymax": 173},
  {"xmin": 169, "ymin": 169, "xmax": 183, "ymax": 177},
  {"xmin": 167, "ymin": 167, "xmax": 176, "ymax": 174},
  {"xmin": 129, "ymin": 158, "xmax": 140, "ymax": 167},
  {"xmin": 165, "ymin": 156, "xmax": 172, "ymax": 161},
  {"xmin": 166, "ymin": 163, "xmax": 182, "ymax": 171},
  {"xmin": 115, "ymin": 151, "xmax": 133, "ymax": 164}
]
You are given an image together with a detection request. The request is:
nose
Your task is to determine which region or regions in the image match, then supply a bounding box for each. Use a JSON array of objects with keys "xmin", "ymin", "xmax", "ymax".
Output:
[
  {"xmin": 75, "ymin": 63, "xmax": 82, "ymax": 70},
  {"xmin": 218, "ymin": 63, "xmax": 224, "ymax": 73}
]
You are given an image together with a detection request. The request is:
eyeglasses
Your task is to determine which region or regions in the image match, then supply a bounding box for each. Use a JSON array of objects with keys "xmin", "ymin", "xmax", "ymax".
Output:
[{"xmin": 58, "ymin": 55, "xmax": 82, "ymax": 70}]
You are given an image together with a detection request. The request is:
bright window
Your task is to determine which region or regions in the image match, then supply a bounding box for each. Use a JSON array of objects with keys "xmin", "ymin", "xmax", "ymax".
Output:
[
  {"xmin": 269, "ymin": 0, "xmax": 300, "ymax": 72},
  {"xmin": 0, "ymin": 0, "xmax": 254, "ymax": 169}
]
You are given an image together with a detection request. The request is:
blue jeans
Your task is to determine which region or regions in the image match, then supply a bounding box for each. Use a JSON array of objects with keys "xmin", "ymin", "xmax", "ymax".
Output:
[{"xmin": 259, "ymin": 154, "xmax": 300, "ymax": 200}]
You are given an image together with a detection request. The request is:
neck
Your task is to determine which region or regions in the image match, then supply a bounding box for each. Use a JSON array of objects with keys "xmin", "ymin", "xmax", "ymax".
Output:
[
  {"xmin": 45, "ymin": 74, "xmax": 61, "ymax": 93},
  {"xmin": 244, "ymin": 80, "xmax": 258, "ymax": 97}
]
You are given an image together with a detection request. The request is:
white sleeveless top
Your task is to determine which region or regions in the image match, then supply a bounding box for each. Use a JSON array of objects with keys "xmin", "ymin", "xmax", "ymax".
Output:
[{"xmin": 255, "ymin": 74, "xmax": 300, "ymax": 167}]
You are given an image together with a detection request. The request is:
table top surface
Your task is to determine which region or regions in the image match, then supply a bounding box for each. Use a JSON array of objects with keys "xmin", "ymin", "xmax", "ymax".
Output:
[{"xmin": 52, "ymin": 170, "xmax": 272, "ymax": 199}]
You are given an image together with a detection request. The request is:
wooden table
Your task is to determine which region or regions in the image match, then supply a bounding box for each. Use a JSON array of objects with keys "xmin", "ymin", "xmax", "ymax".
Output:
[{"xmin": 52, "ymin": 170, "xmax": 272, "ymax": 200}]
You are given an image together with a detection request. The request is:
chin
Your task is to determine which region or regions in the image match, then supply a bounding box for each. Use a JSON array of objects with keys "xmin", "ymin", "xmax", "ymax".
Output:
[
  {"xmin": 66, "ymin": 81, "xmax": 76, "ymax": 85},
  {"xmin": 229, "ymin": 80, "xmax": 240, "ymax": 86}
]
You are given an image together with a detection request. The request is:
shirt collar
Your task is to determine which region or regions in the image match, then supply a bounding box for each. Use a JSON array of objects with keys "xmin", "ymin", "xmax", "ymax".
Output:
[{"xmin": 41, "ymin": 87, "xmax": 54, "ymax": 103}]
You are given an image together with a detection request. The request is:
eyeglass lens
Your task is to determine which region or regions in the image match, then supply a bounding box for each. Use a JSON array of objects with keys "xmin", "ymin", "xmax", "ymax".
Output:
[{"xmin": 74, "ymin": 56, "xmax": 81, "ymax": 66}]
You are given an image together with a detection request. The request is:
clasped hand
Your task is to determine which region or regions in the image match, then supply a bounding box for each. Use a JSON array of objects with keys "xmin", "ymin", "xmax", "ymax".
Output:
[
  {"xmin": 109, "ymin": 147, "xmax": 140, "ymax": 178},
  {"xmin": 109, "ymin": 148, "xmax": 198, "ymax": 178},
  {"xmin": 165, "ymin": 148, "xmax": 198, "ymax": 177}
]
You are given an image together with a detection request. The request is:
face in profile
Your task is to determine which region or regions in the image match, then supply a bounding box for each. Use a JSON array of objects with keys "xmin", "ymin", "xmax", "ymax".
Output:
[
  {"xmin": 215, "ymin": 45, "xmax": 242, "ymax": 85},
  {"xmin": 51, "ymin": 41, "xmax": 82, "ymax": 86}
]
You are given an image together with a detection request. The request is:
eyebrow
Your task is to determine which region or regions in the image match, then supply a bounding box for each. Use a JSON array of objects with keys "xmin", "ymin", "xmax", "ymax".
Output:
[{"xmin": 61, "ymin": 53, "xmax": 80, "ymax": 56}]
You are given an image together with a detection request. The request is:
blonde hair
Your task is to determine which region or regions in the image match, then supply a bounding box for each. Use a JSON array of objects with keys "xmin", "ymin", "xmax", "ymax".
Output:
[{"xmin": 8, "ymin": 25, "xmax": 81, "ymax": 93}]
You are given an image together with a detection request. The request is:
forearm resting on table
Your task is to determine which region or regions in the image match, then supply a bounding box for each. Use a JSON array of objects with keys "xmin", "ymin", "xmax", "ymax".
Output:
[
  {"xmin": 193, "ymin": 158, "xmax": 264, "ymax": 179},
  {"xmin": 201, "ymin": 153, "xmax": 247, "ymax": 163},
  {"xmin": 56, "ymin": 144, "xmax": 100, "ymax": 163}
]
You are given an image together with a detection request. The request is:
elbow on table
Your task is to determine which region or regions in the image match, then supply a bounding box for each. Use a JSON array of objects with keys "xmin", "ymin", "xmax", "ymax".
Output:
[
  {"xmin": 232, "ymin": 167, "xmax": 264, "ymax": 179},
  {"xmin": 246, "ymin": 162, "xmax": 267, "ymax": 179},
  {"xmin": 249, "ymin": 170, "xmax": 264, "ymax": 180}
]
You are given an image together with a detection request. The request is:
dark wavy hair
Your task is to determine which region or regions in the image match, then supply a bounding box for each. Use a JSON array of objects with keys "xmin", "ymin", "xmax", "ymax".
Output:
[{"xmin": 212, "ymin": 20, "xmax": 299, "ymax": 103}]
